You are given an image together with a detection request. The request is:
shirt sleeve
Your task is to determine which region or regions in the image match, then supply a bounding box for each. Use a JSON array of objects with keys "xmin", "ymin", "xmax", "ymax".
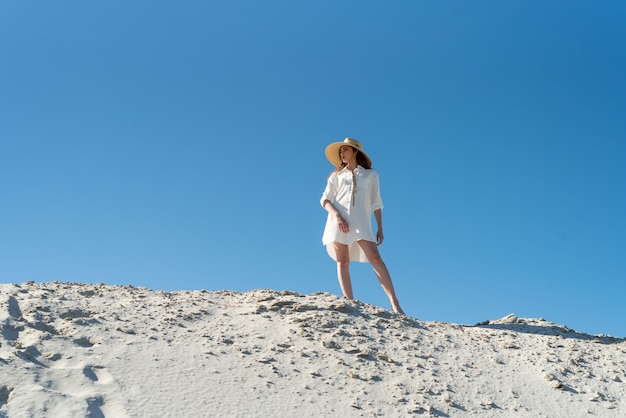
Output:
[
  {"xmin": 320, "ymin": 173, "xmax": 337, "ymax": 207},
  {"xmin": 370, "ymin": 171, "xmax": 384, "ymax": 212}
]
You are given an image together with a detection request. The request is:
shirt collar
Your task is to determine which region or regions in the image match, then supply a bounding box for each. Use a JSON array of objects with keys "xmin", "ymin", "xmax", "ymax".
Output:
[{"xmin": 341, "ymin": 165, "xmax": 363, "ymax": 173}]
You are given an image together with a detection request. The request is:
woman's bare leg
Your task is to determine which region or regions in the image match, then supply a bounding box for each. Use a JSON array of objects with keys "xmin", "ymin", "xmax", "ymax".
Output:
[
  {"xmin": 333, "ymin": 243, "xmax": 353, "ymax": 299},
  {"xmin": 358, "ymin": 240, "xmax": 404, "ymax": 314}
]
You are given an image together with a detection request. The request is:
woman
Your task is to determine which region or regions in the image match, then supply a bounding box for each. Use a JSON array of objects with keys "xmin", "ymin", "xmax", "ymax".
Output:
[{"xmin": 320, "ymin": 138, "xmax": 404, "ymax": 314}]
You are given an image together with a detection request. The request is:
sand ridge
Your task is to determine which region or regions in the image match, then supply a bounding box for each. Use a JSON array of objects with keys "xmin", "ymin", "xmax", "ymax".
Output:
[{"xmin": 1, "ymin": 282, "xmax": 625, "ymax": 417}]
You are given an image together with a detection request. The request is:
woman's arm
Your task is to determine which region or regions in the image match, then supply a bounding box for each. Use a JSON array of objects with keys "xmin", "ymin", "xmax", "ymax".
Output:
[
  {"xmin": 322, "ymin": 199, "xmax": 340, "ymax": 217},
  {"xmin": 323, "ymin": 200, "xmax": 349, "ymax": 233},
  {"xmin": 374, "ymin": 208, "xmax": 384, "ymax": 245}
]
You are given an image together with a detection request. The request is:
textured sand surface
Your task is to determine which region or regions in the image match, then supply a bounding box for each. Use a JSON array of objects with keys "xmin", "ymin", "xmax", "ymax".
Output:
[{"xmin": 1, "ymin": 282, "xmax": 625, "ymax": 417}]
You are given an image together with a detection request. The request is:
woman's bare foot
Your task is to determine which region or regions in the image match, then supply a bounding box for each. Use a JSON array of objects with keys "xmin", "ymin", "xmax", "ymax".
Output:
[{"xmin": 392, "ymin": 302, "xmax": 405, "ymax": 315}]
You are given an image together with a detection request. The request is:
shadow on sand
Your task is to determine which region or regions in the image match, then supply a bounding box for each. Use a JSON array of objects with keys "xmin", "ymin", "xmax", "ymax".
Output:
[{"xmin": 473, "ymin": 321, "xmax": 625, "ymax": 345}]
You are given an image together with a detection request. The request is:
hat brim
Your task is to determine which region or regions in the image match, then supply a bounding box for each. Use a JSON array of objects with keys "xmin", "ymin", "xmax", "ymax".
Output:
[{"xmin": 325, "ymin": 142, "xmax": 372, "ymax": 168}]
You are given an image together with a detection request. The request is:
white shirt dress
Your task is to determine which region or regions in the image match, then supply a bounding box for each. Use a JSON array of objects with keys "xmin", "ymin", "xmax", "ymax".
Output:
[{"xmin": 320, "ymin": 166, "xmax": 384, "ymax": 262}]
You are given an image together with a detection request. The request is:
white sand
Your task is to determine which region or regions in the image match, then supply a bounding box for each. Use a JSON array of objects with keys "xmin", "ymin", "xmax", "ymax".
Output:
[{"xmin": 1, "ymin": 282, "xmax": 625, "ymax": 417}]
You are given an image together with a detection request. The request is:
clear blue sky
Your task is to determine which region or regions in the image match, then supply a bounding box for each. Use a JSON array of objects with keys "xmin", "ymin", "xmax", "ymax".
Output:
[{"xmin": 2, "ymin": 1, "xmax": 625, "ymax": 337}]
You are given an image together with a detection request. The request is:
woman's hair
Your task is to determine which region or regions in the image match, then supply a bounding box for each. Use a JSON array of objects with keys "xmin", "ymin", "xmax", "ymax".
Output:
[{"xmin": 331, "ymin": 147, "xmax": 372, "ymax": 174}]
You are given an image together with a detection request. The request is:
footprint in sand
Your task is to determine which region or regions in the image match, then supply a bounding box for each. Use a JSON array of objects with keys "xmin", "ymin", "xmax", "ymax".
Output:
[
  {"xmin": 83, "ymin": 365, "xmax": 114, "ymax": 384},
  {"xmin": 86, "ymin": 396, "xmax": 105, "ymax": 418}
]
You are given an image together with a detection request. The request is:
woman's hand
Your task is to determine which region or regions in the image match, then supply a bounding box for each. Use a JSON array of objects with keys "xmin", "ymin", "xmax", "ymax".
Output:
[
  {"xmin": 336, "ymin": 214, "xmax": 349, "ymax": 233},
  {"xmin": 324, "ymin": 201, "xmax": 349, "ymax": 233},
  {"xmin": 376, "ymin": 229, "xmax": 384, "ymax": 246},
  {"xmin": 374, "ymin": 210, "xmax": 384, "ymax": 245}
]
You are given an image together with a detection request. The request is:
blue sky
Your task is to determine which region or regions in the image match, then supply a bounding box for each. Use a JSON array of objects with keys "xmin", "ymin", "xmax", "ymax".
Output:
[{"xmin": 2, "ymin": 1, "xmax": 625, "ymax": 337}]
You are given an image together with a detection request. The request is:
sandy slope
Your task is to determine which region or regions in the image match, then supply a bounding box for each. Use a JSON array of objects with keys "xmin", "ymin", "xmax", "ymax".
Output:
[{"xmin": 1, "ymin": 282, "xmax": 625, "ymax": 417}]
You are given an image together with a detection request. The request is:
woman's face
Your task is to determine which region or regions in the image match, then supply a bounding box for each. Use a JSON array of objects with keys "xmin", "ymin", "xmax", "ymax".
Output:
[{"xmin": 339, "ymin": 145, "xmax": 356, "ymax": 163}]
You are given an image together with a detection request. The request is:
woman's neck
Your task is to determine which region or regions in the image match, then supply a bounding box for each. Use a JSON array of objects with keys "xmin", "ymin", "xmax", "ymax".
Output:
[{"xmin": 346, "ymin": 160, "xmax": 358, "ymax": 171}]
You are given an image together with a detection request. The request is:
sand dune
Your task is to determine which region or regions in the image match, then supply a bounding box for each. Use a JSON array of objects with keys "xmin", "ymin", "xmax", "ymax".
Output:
[{"xmin": 1, "ymin": 282, "xmax": 625, "ymax": 417}]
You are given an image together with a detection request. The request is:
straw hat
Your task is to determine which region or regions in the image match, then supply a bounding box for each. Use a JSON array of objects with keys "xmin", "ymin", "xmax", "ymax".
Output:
[{"xmin": 325, "ymin": 138, "xmax": 372, "ymax": 168}]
